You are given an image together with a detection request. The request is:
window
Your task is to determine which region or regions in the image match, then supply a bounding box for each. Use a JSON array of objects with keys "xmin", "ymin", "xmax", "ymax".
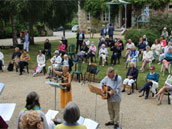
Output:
[
  {"xmin": 169, "ymin": 5, "xmax": 172, "ymax": 9},
  {"xmin": 86, "ymin": 12, "xmax": 90, "ymax": 22},
  {"xmin": 103, "ymin": 11, "xmax": 109, "ymax": 22}
]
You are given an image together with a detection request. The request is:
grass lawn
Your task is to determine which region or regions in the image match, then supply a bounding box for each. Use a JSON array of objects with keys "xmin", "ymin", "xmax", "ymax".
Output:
[{"xmin": 0, "ymin": 37, "xmax": 167, "ymax": 89}]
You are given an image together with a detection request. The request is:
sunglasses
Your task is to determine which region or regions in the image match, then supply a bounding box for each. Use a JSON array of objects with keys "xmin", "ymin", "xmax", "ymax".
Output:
[{"xmin": 149, "ymin": 69, "xmax": 154, "ymax": 70}]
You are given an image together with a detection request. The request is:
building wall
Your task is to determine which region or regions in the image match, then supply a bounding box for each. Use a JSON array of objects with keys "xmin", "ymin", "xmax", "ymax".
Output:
[
  {"xmin": 78, "ymin": 2, "xmax": 172, "ymax": 31},
  {"xmin": 78, "ymin": 3, "xmax": 91, "ymax": 33}
]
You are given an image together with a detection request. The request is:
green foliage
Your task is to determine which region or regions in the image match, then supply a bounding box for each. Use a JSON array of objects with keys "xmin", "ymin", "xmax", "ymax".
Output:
[
  {"xmin": 44, "ymin": 0, "xmax": 78, "ymax": 29},
  {"xmin": 144, "ymin": 14, "xmax": 172, "ymax": 36},
  {"xmin": 126, "ymin": 0, "xmax": 169, "ymax": 9},
  {"xmin": 125, "ymin": 29, "xmax": 160, "ymax": 46},
  {"xmin": 83, "ymin": 0, "xmax": 107, "ymax": 18}
]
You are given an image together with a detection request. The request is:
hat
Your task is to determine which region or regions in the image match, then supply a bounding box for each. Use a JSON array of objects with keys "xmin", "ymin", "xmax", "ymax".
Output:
[
  {"xmin": 54, "ymin": 50, "xmax": 59, "ymax": 54},
  {"xmin": 164, "ymin": 27, "xmax": 167, "ymax": 30}
]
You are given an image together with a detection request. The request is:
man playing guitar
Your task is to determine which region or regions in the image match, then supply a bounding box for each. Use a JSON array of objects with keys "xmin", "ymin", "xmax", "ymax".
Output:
[{"xmin": 100, "ymin": 67, "xmax": 122, "ymax": 129}]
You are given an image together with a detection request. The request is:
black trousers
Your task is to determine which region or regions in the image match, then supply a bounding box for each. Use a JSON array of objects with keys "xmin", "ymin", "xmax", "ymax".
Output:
[
  {"xmin": 0, "ymin": 60, "xmax": 2, "ymax": 70},
  {"xmin": 87, "ymin": 52, "xmax": 95, "ymax": 62},
  {"xmin": 42, "ymin": 49, "xmax": 51, "ymax": 59},
  {"xmin": 140, "ymin": 82, "xmax": 153, "ymax": 97},
  {"xmin": 111, "ymin": 53, "xmax": 120, "ymax": 64},
  {"xmin": 19, "ymin": 61, "xmax": 28, "ymax": 74},
  {"xmin": 76, "ymin": 40, "xmax": 83, "ymax": 53}
]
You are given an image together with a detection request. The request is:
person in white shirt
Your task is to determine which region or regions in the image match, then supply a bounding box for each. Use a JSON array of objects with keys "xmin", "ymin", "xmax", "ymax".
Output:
[
  {"xmin": 154, "ymin": 71, "xmax": 172, "ymax": 105},
  {"xmin": 99, "ymin": 44, "xmax": 108, "ymax": 66},
  {"xmin": 46, "ymin": 50, "xmax": 62, "ymax": 79},
  {"xmin": 125, "ymin": 39, "xmax": 135, "ymax": 58},
  {"xmin": 0, "ymin": 51, "xmax": 4, "ymax": 70},
  {"xmin": 158, "ymin": 42, "xmax": 172, "ymax": 64},
  {"xmin": 151, "ymin": 39, "xmax": 161, "ymax": 60},
  {"xmin": 33, "ymin": 50, "xmax": 46, "ymax": 77},
  {"xmin": 161, "ymin": 27, "xmax": 168, "ymax": 40},
  {"xmin": 140, "ymin": 46, "xmax": 154, "ymax": 72}
]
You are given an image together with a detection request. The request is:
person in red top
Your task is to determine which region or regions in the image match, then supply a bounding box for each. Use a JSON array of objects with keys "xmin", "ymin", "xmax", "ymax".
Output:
[
  {"xmin": 59, "ymin": 41, "xmax": 66, "ymax": 56},
  {"xmin": 160, "ymin": 36, "xmax": 167, "ymax": 49}
]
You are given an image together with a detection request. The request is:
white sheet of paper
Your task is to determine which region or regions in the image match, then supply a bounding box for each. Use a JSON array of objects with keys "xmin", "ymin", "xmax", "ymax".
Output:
[
  {"xmin": 45, "ymin": 109, "xmax": 59, "ymax": 121},
  {"xmin": 83, "ymin": 118, "xmax": 99, "ymax": 129},
  {"xmin": 0, "ymin": 83, "xmax": 5, "ymax": 95},
  {"xmin": 0, "ymin": 103, "xmax": 16, "ymax": 121},
  {"xmin": 77, "ymin": 116, "xmax": 85, "ymax": 125}
]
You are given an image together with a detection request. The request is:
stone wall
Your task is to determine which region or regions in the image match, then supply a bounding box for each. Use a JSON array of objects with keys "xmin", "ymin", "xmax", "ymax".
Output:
[{"xmin": 78, "ymin": 3, "xmax": 91, "ymax": 33}]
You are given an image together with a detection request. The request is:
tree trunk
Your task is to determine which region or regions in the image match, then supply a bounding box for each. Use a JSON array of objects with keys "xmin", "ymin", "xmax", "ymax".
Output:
[
  {"xmin": 29, "ymin": 21, "xmax": 34, "ymax": 45},
  {"xmin": 63, "ymin": 27, "xmax": 65, "ymax": 37},
  {"xmin": 10, "ymin": 15, "xmax": 18, "ymax": 47}
]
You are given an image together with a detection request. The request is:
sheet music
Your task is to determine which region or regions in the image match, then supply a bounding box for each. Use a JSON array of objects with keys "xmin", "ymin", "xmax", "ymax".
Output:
[
  {"xmin": 83, "ymin": 118, "xmax": 99, "ymax": 129},
  {"xmin": 77, "ymin": 116, "xmax": 85, "ymax": 124},
  {"xmin": 0, "ymin": 83, "xmax": 5, "ymax": 95},
  {"xmin": 45, "ymin": 109, "xmax": 59, "ymax": 121},
  {"xmin": 0, "ymin": 103, "xmax": 16, "ymax": 121}
]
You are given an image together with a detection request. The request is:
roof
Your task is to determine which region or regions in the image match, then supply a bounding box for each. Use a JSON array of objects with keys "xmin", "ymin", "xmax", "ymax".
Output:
[{"xmin": 106, "ymin": 0, "xmax": 130, "ymax": 5}]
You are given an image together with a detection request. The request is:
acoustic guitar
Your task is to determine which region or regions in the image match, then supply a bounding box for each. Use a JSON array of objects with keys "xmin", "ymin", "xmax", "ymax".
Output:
[{"xmin": 102, "ymin": 85, "xmax": 112, "ymax": 99}]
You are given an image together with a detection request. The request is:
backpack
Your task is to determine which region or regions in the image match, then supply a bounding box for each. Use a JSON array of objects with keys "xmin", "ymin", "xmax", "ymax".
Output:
[
  {"xmin": 7, "ymin": 62, "xmax": 14, "ymax": 71},
  {"xmin": 87, "ymin": 65, "xmax": 99, "ymax": 74}
]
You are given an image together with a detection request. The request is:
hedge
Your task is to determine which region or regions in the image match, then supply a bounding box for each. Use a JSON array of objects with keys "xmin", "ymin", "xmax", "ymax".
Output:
[{"xmin": 125, "ymin": 29, "xmax": 160, "ymax": 46}]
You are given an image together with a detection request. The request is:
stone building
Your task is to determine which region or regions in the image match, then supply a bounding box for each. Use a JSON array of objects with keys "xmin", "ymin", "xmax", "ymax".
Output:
[{"xmin": 78, "ymin": 0, "xmax": 172, "ymax": 33}]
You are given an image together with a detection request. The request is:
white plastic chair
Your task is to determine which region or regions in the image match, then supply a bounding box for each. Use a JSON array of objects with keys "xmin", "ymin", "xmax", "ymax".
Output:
[{"xmin": 161, "ymin": 63, "xmax": 171, "ymax": 73}]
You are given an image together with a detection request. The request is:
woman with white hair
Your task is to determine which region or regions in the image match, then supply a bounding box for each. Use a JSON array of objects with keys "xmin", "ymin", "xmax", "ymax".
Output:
[
  {"xmin": 122, "ymin": 62, "xmax": 138, "ymax": 95},
  {"xmin": 140, "ymin": 46, "xmax": 154, "ymax": 72},
  {"xmin": 126, "ymin": 46, "xmax": 139, "ymax": 68},
  {"xmin": 99, "ymin": 44, "xmax": 108, "ymax": 66},
  {"xmin": 52, "ymin": 64, "xmax": 72, "ymax": 108},
  {"xmin": 55, "ymin": 102, "xmax": 86, "ymax": 129}
]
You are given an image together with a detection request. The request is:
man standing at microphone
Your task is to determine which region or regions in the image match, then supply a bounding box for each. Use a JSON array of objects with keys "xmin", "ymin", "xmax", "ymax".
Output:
[{"xmin": 100, "ymin": 67, "xmax": 122, "ymax": 129}]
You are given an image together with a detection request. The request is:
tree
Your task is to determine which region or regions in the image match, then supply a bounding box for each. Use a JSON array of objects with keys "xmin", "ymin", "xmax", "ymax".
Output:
[
  {"xmin": 17, "ymin": 0, "xmax": 51, "ymax": 45},
  {"xmin": 0, "ymin": 0, "xmax": 19, "ymax": 47},
  {"xmin": 44, "ymin": 0, "xmax": 78, "ymax": 36}
]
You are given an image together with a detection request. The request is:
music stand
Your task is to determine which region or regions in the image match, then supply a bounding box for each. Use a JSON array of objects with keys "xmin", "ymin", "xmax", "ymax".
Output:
[
  {"xmin": 46, "ymin": 81, "xmax": 66, "ymax": 110},
  {"xmin": 88, "ymin": 84, "xmax": 103, "ymax": 96},
  {"xmin": 88, "ymin": 84, "xmax": 103, "ymax": 121}
]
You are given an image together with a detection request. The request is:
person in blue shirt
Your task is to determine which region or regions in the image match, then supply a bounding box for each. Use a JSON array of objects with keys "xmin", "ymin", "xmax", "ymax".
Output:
[
  {"xmin": 126, "ymin": 46, "xmax": 139, "ymax": 68},
  {"xmin": 100, "ymin": 25, "xmax": 107, "ymax": 38},
  {"xmin": 23, "ymin": 31, "xmax": 29, "ymax": 52},
  {"xmin": 12, "ymin": 47, "xmax": 21, "ymax": 72},
  {"xmin": 162, "ymin": 46, "xmax": 172, "ymax": 76},
  {"xmin": 108, "ymin": 24, "xmax": 114, "ymax": 39},
  {"xmin": 139, "ymin": 66, "xmax": 159, "ymax": 99}
]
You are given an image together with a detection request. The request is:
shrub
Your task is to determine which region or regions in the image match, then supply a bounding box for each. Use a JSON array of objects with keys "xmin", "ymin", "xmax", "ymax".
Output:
[{"xmin": 125, "ymin": 29, "xmax": 160, "ymax": 46}]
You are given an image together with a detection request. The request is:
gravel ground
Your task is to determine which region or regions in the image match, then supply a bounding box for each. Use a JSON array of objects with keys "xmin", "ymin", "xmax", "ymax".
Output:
[{"xmin": 0, "ymin": 70, "xmax": 172, "ymax": 129}]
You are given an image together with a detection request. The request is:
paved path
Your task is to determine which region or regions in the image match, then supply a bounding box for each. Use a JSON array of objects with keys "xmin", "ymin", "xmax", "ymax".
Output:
[
  {"xmin": 0, "ymin": 70, "xmax": 172, "ymax": 129},
  {"xmin": 0, "ymin": 31, "xmax": 124, "ymax": 46}
]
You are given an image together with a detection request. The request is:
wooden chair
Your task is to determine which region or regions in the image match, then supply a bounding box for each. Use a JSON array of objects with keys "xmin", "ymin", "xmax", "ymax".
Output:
[{"xmin": 71, "ymin": 60, "xmax": 83, "ymax": 83}]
